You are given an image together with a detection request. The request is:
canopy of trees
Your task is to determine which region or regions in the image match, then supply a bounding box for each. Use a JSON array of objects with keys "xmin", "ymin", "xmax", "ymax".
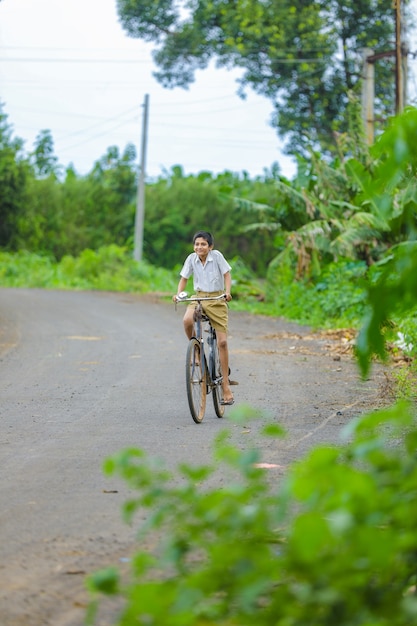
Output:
[
  {"xmin": 0, "ymin": 104, "xmax": 283, "ymax": 273},
  {"xmin": 2, "ymin": 96, "xmax": 417, "ymax": 283},
  {"xmin": 116, "ymin": 0, "xmax": 402, "ymax": 156}
]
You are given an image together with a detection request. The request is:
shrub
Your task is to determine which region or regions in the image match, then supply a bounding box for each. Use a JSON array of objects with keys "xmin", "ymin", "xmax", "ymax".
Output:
[
  {"xmin": 266, "ymin": 258, "xmax": 368, "ymax": 328},
  {"xmin": 87, "ymin": 403, "xmax": 417, "ymax": 626},
  {"xmin": 0, "ymin": 247, "xmax": 177, "ymax": 294}
]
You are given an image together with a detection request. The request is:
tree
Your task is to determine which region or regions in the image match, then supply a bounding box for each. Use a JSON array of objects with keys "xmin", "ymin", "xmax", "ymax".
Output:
[
  {"xmin": 30, "ymin": 129, "xmax": 60, "ymax": 178},
  {"xmin": 142, "ymin": 166, "xmax": 282, "ymax": 274},
  {"xmin": 116, "ymin": 0, "xmax": 400, "ymax": 156},
  {"xmin": 84, "ymin": 144, "xmax": 138, "ymax": 250},
  {"xmin": 0, "ymin": 104, "xmax": 32, "ymax": 248}
]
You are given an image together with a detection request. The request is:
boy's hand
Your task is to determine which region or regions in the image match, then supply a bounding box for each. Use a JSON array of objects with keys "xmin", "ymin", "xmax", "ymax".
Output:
[
  {"xmin": 173, "ymin": 291, "xmax": 188, "ymax": 303},
  {"xmin": 225, "ymin": 293, "xmax": 232, "ymax": 302}
]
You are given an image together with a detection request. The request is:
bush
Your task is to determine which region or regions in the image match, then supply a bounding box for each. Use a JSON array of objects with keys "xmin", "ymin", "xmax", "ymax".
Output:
[
  {"xmin": 0, "ymin": 246, "xmax": 177, "ymax": 294},
  {"xmin": 266, "ymin": 258, "xmax": 368, "ymax": 328},
  {"xmin": 87, "ymin": 403, "xmax": 417, "ymax": 626}
]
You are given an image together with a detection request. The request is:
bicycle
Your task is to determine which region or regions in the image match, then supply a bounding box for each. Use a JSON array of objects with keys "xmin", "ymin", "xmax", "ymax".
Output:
[{"xmin": 175, "ymin": 292, "xmax": 228, "ymax": 423}]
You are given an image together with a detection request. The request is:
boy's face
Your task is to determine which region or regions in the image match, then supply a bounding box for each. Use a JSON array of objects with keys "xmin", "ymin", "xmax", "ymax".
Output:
[{"xmin": 194, "ymin": 237, "xmax": 213, "ymax": 261}]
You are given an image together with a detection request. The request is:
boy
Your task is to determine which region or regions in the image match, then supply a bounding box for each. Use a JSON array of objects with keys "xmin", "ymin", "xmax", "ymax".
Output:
[{"xmin": 173, "ymin": 231, "xmax": 234, "ymax": 405}]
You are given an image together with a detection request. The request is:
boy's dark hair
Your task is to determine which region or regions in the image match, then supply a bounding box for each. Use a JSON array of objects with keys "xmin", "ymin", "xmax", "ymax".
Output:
[{"xmin": 193, "ymin": 230, "xmax": 213, "ymax": 246}]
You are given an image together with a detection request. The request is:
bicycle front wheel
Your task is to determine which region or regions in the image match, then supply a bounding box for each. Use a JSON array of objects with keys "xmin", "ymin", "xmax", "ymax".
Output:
[
  {"xmin": 211, "ymin": 334, "xmax": 225, "ymax": 419},
  {"xmin": 186, "ymin": 338, "xmax": 207, "ymax": 423}
]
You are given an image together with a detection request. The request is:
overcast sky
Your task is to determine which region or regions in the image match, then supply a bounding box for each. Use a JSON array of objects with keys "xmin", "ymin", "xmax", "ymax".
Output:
[
  {"xmin": 1, "ymin": 0, "xmax": 416, "ymax": 181},
  {"xmin": 0, "ymin": 0, "xmax": 298, "ymax": 180}
]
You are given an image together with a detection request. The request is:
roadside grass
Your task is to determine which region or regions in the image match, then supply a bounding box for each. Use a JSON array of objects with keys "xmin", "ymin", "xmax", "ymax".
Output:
[
  {"xmin": 0, "ymin": 247, "xmax": 178, "ymax": 294},
  {"xmin": 0, "ymin": 248, "xmax": 359, "ymax": 327}
]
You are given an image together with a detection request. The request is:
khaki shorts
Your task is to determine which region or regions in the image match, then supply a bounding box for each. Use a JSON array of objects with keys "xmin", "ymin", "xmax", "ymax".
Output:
[{"xmin": 187, "ymin": 290, "xmax": 228, "ymax": 333}]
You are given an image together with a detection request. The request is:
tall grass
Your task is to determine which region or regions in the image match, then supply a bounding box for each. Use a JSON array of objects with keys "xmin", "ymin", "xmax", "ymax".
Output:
[{"xmin": 0, "ymin": 246, "xmax": 177, "ymax": 294}]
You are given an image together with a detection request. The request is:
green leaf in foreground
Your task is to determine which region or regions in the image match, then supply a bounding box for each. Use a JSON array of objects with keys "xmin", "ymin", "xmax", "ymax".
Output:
[{"xmin": 87, "ymin": 403, "xmax": 417, "ymax": 626}]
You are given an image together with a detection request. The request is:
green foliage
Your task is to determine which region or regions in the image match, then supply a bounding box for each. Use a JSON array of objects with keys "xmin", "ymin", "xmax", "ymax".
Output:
[
  {"xmin": 0, "ymin": 247, "xmax": 265, "ymax": 310},
  {"xmin": 143, "ymin": 167, "xmax": 281, "ymax": 276},
  {"xmin": 0, "ymin": 250, "xmax": 59, "ymax": 288},
  {"xmin": 143, "ymin": 168, "xmax": 223, "ymax": 269},
  {"xmin": 15, "ymin": 175, "xmax": 67, "ymax": 257},
  {"xmin": 116, "ymin": 0, "xmax": 398, "ymax": 157},
  {"xmin": 357, "ymin": 242, "xmax": 417, "ymax": 374},
  {"xmin": 83, "ymin": 145, "xmax": 138, "ymax": 251},
  {"xmin": 0, "ymin": 246, "xmax": 177, "ymax": 294},
  {"xmin": 4, "ymin": 134, "xmax": 138, "ymax": 260},
  {"xmin": 390, "ymin": 361, "xmax": 417, "ymax": 402},
  {"xmin": 87, "ymin": 402, "xmax": 417, "ymax": 625},
  {"xmin": 228, "ymin": 256, "xmax": 266, "ymax": 304},
  {"xmin": 261, "ymin": 107, "xmax": 417, "ymax": 365},
  {"xmin": 87, "ymin": 568, "xmax": 120, "ymax": 596},
  {"xmin": 0, "ymin": 109, "xmax": 291, "ymax": 276},
  {"xmin": 266, "ymin": 257, "xmax": 368, "ymax": 328},
  {"xmin": 30, "ymin": 129, "xmax": 60, "ymax": 178},
  {"xmin": 353, "ymin": 109, "xmax": 417, "ymax": 375},
  {"xmin": 0, "ymin": 103, "xmax": 32, "ymax": 249}
]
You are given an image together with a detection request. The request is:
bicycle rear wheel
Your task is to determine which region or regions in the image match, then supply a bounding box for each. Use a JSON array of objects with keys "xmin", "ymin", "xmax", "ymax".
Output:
[
  {"xmin": 211, "ymin": 333, "xmax": 225, "ymax": 418},
  {"xmin": 186, "ymin": 338, "xmax": 207, "ymax": 423}
]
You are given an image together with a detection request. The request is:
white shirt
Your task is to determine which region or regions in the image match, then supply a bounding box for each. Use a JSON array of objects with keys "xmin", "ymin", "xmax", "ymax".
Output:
[{"xmin": 180, "ymin": 250, "xmax": 231, "ymax": 292}]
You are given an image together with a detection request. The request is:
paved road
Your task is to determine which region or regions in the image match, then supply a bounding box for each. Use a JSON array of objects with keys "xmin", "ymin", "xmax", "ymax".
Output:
[{"xmin": 0, "ymin": 288, "xmax": 384, "ymax": 625}]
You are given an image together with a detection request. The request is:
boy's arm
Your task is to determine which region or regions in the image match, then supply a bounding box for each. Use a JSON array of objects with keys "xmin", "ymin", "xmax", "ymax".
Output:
[
  {"xmin": 224, "ymin": 271, "xmax": 232, "ymax": 301},
  {"xmin": 172, "ymin": 276, "xmax": 188, "ymax": 301},
  {"xmin": 178, "ymin": 276, "xmax": 188, "ymax": 294}
]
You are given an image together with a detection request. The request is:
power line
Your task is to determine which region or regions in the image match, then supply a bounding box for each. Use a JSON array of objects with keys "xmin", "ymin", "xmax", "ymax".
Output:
[
  {"xmin": 1, "ymin": 45, "xmax": 333, "ymax": 53},
  {"xmin": 0, "ymin": 57, "xmax": 152, "ymax": 63},
  {"xmin": 1, "ymin": 56, "xmax": 329, "ymax": 65}
]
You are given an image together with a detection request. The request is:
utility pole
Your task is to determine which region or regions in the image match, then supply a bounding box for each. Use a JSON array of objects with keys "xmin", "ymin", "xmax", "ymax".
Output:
[
  {"xmin": 133, "ymin": 94, "xmax": 149, "ymax": 262},
  {"xmin": 361, "ymin": 0, "xmax": 408, "ymax": 142},
  {"xmin": 395, "ymin": 0, "xmax": 404, "ymax": 114}
]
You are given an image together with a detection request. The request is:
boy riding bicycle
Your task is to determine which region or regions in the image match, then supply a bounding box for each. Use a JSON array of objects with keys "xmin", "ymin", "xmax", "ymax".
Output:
[{"xmin": 173, "ymin": 230, "xmax": 234, "ymax": 405}]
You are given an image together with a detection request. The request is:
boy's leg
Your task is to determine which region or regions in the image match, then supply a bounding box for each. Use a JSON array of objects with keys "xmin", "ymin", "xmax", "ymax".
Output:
[
  {"xmin": 216, "ymin": 330, "xmax": 233, "ymax": 403},
  {"xmin": 183, "ymin": 306, "xmax": 195, "ymax": 339}
]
